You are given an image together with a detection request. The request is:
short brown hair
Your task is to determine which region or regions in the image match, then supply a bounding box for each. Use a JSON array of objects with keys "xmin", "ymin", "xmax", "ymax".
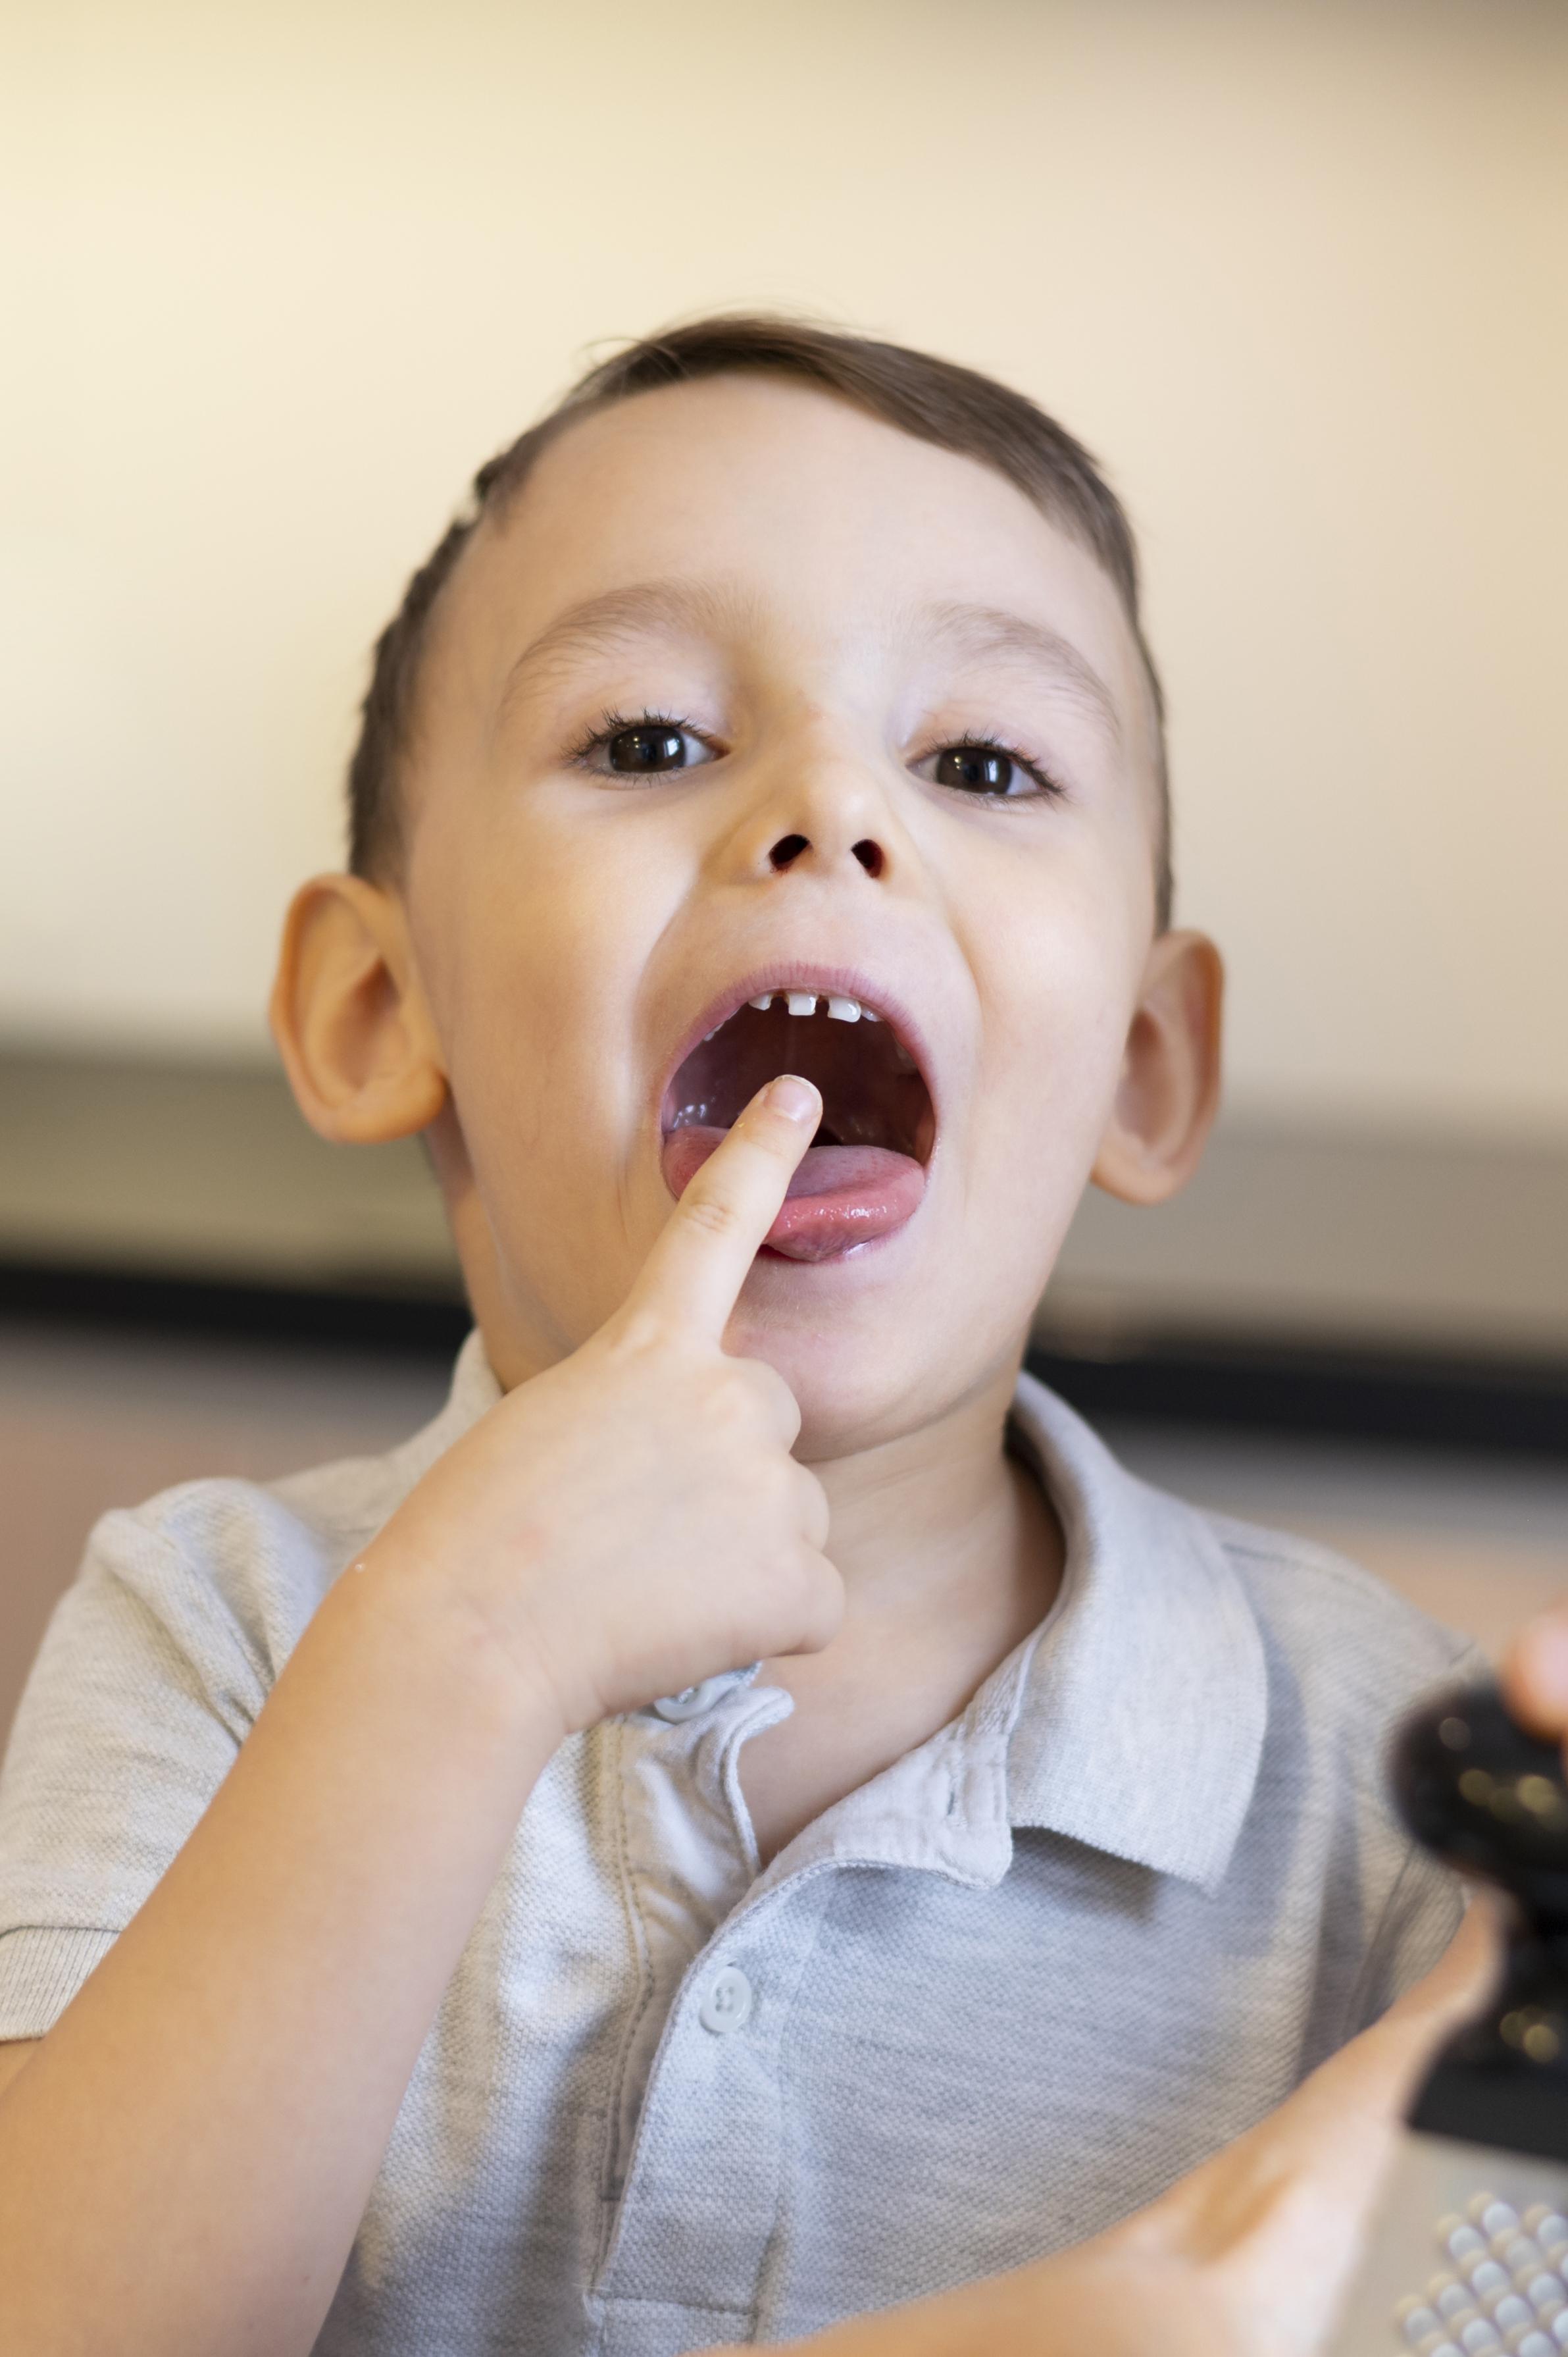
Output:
[{"xmin": 347, "ymin": 314, "xmax": 1171, "ymax": 924}]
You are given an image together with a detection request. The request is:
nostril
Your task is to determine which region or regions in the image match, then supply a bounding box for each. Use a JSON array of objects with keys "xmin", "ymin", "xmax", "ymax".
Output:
[
  {"xmin": 853, "ymin": 839, "xmax": 884, "ymax": 878},
  {"xmin": 769, "ymin": 833, "xmax": 809, "ymax": 871}
]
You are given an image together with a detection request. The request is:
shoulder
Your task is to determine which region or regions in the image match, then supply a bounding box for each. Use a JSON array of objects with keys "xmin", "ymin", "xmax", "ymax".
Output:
[
  {"xmin": 1196, "ymin": 1505, "xmax": 1482, "ymax": 1826},
  {"xmin": 1011, "ymin": 1374, "xmax": 1480, "ymax": 1859},
  {"xmin": 68, "ymin": 1445, "xmax": 405, "ymax": 1707},
  {"xmin": 1198, "ymin": 1508, "xmax": 1482, "ymax": 2034},
  {"xmin": 1207, "ymin": 1504, "xmax": 1478, "ymax": 1708},
  {"xmin": 65, "ymin": 1333, "xmax": 497, "ymax": 1700}
]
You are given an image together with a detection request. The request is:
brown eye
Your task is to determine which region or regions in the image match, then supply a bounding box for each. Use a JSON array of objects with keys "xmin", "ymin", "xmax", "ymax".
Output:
[
  {"xmin": 934, "ymin": 744, "xmax": 1019, "ymax": 795},
  {"xmin": 607, "ymin": 725, "xmax": 690, "ymax": 773}
]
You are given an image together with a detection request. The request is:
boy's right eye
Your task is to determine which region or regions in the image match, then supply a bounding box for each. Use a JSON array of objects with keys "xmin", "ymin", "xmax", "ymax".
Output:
[{"xmin": 573, "ymin": 712, "xmax": 718, "ymax": 777}]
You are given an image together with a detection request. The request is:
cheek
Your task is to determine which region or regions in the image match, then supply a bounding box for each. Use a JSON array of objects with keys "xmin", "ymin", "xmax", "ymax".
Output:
[
  {"xmin": 964, "ymin": 869, "xmax": 1142, "ymax": 1181},
  {"xmin": 413, "ymin": 811, "xmax": 668, "ymax": 1176}
]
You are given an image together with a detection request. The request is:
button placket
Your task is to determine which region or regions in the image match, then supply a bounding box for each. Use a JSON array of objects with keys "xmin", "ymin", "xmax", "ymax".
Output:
[
  {"xmin": 596, "ymin": 1880, "xmax": 838, "ymax": 2317},
  {"xmin": 603, "ymin": 1678, "xmax": 791, "ymax": 2212}
]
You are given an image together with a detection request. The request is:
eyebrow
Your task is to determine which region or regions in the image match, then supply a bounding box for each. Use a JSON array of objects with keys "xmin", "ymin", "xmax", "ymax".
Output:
[
  {"xmin": 497, "ymin": 579, "xmax": 755, "ymax": 718},
  {"xmin": 917, "ymin": 602, "xmax": 1123, "ymax": 743},
  {"xmin": 496, "ymin": 579, "xmax": 1122, "ymax": 743}
]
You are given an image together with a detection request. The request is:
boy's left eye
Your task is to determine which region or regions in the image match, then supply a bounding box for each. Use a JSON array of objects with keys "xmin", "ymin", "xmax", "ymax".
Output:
[
  {"xmin": 913, "ymin": 738, "xmax": 1055, "ymax": 799},
  {"xmin": 574, "ymin": 713, "xmax": 717, "ymax": 777}
]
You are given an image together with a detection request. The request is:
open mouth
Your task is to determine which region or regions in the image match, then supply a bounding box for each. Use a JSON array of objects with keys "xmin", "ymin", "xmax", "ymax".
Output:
[{"xmin": 660, "ymin": 987, "xmax": 936, "ymax": 1262}]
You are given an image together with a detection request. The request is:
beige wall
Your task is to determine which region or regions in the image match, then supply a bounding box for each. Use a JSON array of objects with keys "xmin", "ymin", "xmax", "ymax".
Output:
[{"xmin": 3, "ymin": 0, "xmax": 1565, "ymax": 1138}]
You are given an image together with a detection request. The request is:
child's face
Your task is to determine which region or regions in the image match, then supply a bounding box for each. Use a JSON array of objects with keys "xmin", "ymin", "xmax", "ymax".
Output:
[{"xmin": 364, "ymin": 378, "xmax": 1206, "ymax": 1452}]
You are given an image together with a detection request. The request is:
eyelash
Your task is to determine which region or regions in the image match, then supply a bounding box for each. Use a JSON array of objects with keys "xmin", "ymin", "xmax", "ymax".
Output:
[
  {"xmin": 567, "ymin": 707, "xmax": 1064, "ymax": 800},
  {"xmin": 923, "ymin": 729, "xmax": 1064, "ymax": 804},
  {"xmin": 567, "ymin": 707, "xmax": 714, "ymax": 769}
]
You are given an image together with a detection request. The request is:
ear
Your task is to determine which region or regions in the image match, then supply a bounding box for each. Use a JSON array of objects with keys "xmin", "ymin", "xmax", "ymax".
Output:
[
  {"xmin": 269, "ymin": 873, "xmax": 448, "ymax": 1143},
  {"xmin": 1090, "ymin": 929, "xmax": 1224, "ymax": 1206}
]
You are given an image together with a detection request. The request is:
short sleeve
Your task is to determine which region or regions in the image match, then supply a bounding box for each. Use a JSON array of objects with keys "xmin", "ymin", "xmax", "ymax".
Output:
[
  {"xmin": 1345, "ymin": 1840, "xmax": 1468, "ymax": 2035},
  {"xmin": 0, "ymin": 1503, "xmax": 270, "ymax": 2039}
]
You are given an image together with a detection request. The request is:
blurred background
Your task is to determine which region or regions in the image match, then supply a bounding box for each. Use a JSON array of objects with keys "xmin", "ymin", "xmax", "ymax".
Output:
[{"xmin": 3, "ymin": 0, "xmax": 1565, "ymax": 1740}]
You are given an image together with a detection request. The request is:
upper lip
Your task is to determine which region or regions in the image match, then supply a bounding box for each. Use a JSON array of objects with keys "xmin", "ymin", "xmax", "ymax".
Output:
[{"xmin": 655, "ymin": 959, "xmax": 942, "ymax": 1145}]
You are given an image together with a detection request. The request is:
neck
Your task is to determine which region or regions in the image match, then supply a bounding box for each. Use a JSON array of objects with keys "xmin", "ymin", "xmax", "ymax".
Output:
[
  {"xmin": 785, "ymin": 1347, "xmax": 1064, "ymax": 1692},
  {"xmin": 811, "ymin": 1356, "xmax": 1038, "ymax": 1597},
  {"xmin": 742, "ymin": 1349, "xmax": 1065, "ymax": 1862}
]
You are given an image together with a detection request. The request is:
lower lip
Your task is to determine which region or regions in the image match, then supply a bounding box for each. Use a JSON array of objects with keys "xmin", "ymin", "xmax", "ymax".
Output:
[{"xmin": 660, "ymin": 1129, "xmax": 928, "ymax": 1262}]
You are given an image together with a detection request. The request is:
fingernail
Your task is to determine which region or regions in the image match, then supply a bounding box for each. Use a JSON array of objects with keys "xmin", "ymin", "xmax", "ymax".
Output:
[
  {"xmin": 765, "ymin": 1074, "xmax": 819, "ymax": 1122},
  {"xmin": 1523, "ymin": 1615, "xmax": 1568, "ymax": 1709}
]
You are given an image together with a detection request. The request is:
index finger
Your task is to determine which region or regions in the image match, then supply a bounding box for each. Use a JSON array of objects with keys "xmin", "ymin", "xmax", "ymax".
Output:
[{"xmin": 626, "ymin": 1075, "xmax": 821, "ymax": 1342}]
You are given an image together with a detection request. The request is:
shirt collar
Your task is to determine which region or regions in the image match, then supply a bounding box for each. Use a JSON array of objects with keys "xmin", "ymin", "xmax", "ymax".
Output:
[
  {"xmin": 386, "ymin": 1328, "xmax": 502, "ymax": 1492},
  {"xmin": 1001, "ymin": 1371, "xmax": 1269, "ymax": 1895},
  {"xmin": 394, "ymin": 1337, "xmax": 1267, "ymax": 1897}
]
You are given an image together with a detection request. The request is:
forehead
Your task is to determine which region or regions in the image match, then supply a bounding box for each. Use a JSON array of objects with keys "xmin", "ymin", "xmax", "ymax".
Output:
[{"xmin": 432, "ymin": 375, "xmax": 1146, "ymax": 719}]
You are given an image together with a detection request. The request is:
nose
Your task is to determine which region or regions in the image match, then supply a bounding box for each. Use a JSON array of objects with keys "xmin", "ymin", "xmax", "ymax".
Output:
[
  {"xmin": 769, "ymin": 831, "xmax": 886, "ymax": 879},
  {"xmin": 734, "ymin": 725, "xmax": 899, "ymax": 889}
]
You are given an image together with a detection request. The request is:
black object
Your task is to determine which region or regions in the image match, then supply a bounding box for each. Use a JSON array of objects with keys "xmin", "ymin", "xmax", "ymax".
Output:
[{"xmin": 1396, "ymin": 1683, "xmax": 1568, "ymax": 2162}]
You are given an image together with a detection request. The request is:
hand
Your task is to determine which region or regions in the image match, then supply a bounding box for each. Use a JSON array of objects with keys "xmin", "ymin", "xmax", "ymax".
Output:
[
  {"xmin": 1121, "ymin": 1897, "xmax": 1500, "ymax": 2356},
  {"xmin": 361, "ymin": 1075, "xmax": 844, "ymax": 1740}
]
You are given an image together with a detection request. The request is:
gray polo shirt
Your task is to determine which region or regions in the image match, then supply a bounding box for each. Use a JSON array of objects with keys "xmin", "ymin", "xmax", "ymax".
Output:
[{"xmin": 0, "ymin": 1334, "xmax": 1476, "ymax": 2356}]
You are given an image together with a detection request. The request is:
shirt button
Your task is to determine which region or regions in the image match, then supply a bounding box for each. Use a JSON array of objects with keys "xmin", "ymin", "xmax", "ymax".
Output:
[
  {"xmin": 651, "ymin": 1675, "xmax": 736, "ymax": 1722},
  {"xmin": 699, "ymin": 1966, "xmax": 754, "ymax": 2036}
]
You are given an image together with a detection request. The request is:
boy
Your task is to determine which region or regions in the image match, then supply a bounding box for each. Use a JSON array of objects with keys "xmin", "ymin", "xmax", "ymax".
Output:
[{"xmin": 0, "ymin": 317, "xmax": 1476, "ymax": 2357}]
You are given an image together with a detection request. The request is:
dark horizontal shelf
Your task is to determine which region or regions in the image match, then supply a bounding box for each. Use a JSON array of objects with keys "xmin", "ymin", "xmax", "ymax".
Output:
[
  {"xmin": 1026, "ymin": 1337, "xmax": 1568, "ymax": 1461},
  {"xmin": 0, "ymin": 1257, "xmax": 472, "ymax": 1358},
  {"xmin": 3, "ymin": 1254, "xmax": 1563, "ymax": 1461}
]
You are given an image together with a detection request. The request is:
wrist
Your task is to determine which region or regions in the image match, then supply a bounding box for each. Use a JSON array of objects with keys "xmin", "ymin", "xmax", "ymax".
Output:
[{"xmin": 323, "ymin": 1531, "xmax": 580, "ymax": 1765}]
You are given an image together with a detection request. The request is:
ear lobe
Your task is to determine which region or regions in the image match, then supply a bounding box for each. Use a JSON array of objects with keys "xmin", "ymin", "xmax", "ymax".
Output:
[
  {"xmin": 270, "ymin": 874, "xmax": 448, "ymax": 1144},
  {"xmin": 1090, "ymin": 930, "xmax": 1225, "ymax": 1208}
]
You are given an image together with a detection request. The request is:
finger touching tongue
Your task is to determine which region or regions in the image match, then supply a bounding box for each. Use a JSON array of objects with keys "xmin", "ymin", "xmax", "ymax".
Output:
[{"xmin": 661, "ymin": 1127, "xmax": 926, "ymax": 1261}]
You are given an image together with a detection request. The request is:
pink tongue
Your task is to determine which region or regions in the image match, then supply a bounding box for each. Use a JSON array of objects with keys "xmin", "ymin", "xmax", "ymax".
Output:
[{"xmin": 661, "ymin": 1127, "xmax": 926, "ymax": 1261}]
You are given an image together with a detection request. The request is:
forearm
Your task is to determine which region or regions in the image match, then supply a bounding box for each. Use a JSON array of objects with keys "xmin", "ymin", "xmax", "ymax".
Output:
[
  {"xmin": 695, "ymin": 2230, "xmax": 1222, "ymax": 2357},
  {"xmin": 0, "ymin": 1090, "xmax": 842, "ymax": 2355},
  {"xmin": 0, "ymin": 1555, "xmax": 562, "ymax": 2357}
]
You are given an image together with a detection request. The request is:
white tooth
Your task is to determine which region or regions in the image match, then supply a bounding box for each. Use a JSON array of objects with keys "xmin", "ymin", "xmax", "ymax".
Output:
[
  {"xmin": 825, "ymin": 995, "xmax": 861, "ymax": 1023},
  {"xmin": 785, "ymin": 991, "xmax": 818, "ymax": 1017},
  {"xmin": 749, "ymin": 994, "xmax": 775, "ymax": 1011},
  {"xmin": 859, "ymin": 1005, "xmax": 881, "ymax": 1022}
]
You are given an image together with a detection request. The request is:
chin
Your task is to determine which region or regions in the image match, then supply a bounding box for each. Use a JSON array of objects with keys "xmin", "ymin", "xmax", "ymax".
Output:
[{"xmin": 725, "ymin": 1245, "xmax": 1001, "ymax": 1462}]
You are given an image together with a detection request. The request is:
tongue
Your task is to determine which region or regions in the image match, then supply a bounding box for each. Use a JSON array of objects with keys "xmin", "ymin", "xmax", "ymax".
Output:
[{"xmin": 661, "ymin": 1127, "xmax": 926, "ymax": 1261}]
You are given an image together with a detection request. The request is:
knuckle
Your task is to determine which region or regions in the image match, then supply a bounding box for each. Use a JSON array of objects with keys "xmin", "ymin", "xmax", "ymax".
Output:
[
  {"xmin": 748, "ymin": 1104, "xmax": 802, "ymax": 1153},
  {"xmin": 765, "ymin": 1456, "xmax": 799, "ymax": 1508},
  {"xmin": 738, "ymin": 1358, "xmax": 781, "ymax": 1407},
  {"xmin": 798, "ymin": 1474, "xmax": 830, "ymax": 1546},
  {"xmin": 740, "ymin": 1357, "xmax": 801, "ymax": 1432},
  {"xmin": 774, "ymin": 1550, "xmax": 842, "ymax": 1648},
  {"xmin": 679, "ymin": 1191, "xmax": 739, "ymax": 1241},
  {"xmin": 706, "ymin": 1381, "xmax": 757, "ymax": 1441},
  {"xmin": 805, "ymin": 1559, "xmax": 846, "ymax": 1642},
  {"xmin": 607, "ymin": 1306, "xmax": 668, "ymax": 1359}
]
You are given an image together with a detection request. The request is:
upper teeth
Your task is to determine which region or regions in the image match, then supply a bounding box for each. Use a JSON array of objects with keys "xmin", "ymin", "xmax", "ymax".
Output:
[{"xmin": 747, "ymin": 991, "xmax": 876, "ymax": 1023}]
